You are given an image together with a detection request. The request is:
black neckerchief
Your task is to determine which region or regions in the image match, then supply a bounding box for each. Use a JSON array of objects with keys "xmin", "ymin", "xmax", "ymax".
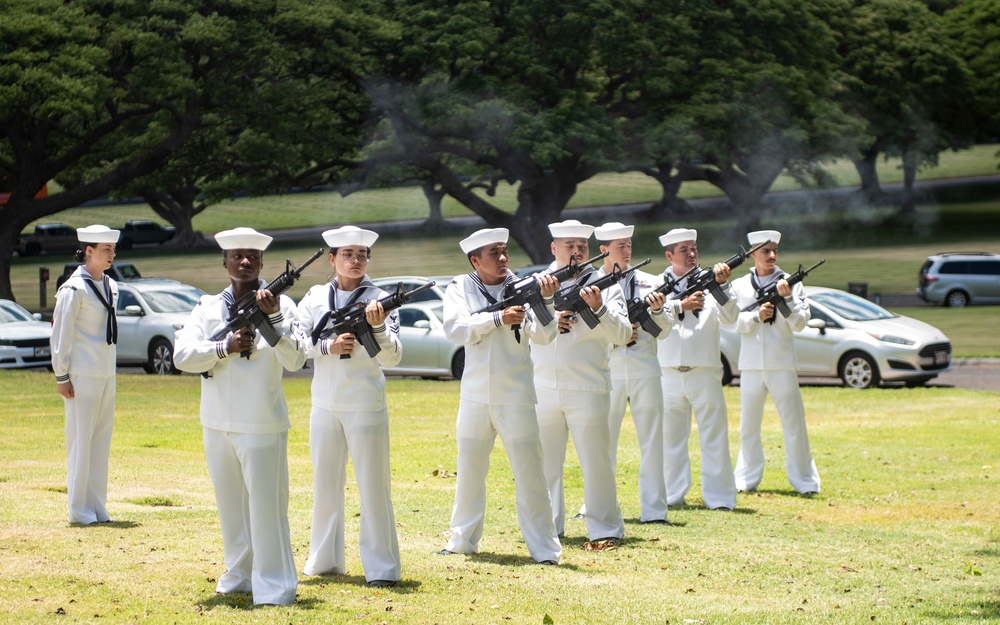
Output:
[
  {"xmin": 84, "ymin": 274, "xmax": 117, "ymax": 345},
  {"xmin": 668, "ymin": 271, "xmax": 687, "ymax": 321},
  {"xmin": 310, "ymin": 279, "xmax": 372, "ymax": 344}
]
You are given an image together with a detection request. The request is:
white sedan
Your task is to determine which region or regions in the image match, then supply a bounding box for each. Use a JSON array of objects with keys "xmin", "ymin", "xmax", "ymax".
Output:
[
  {"xmin": 720, "ymin": 286, "xmax": 952, "ymax": 389},
  {"xmin": 0, "ymin": 299, "xmax": 52, "ymax": 369},
  {"xmin": 115, "ymin": 279, "xmax": 204, "ymax": 374},
  {"xmin": 381, "ymin": 301, "xmax": 464, "ymax": 380}
]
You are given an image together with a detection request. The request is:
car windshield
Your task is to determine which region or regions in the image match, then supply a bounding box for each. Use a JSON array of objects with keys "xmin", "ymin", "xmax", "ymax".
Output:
[
  {"xmin": 139, "ymin": 287, "xmax": 203, "ymax": 313},
  {"xmin": 0, "ymin": 302, "xmax": 34, "ymax": 323},
  {"xmin": 810, "ymin": 291, "xmax": 897, "ymax": 321}
]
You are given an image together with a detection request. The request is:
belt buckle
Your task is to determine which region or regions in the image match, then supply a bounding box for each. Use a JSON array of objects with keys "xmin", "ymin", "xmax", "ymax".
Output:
[{"xmin": 676, "ymin": 366, "xmax": 693, "ymax": 373}]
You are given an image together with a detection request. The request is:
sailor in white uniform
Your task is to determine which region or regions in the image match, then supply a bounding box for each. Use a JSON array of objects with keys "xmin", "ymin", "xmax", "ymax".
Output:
[
  {"xmin": 436, "ymin": 228, "xmax": 562, "ymax": 564},
  {"xmin": 295, "ymin": 226, "xmax": 403, "ymax": 587},
  {"xmin": 531, "ymin": 220, "xmax": 631, "ymax": 542},
  {"xmin": 51, "ymin": 224, "xmax": 121, "ymax": 525},
  {"xmin": 173, "ymin": 227, "xmax": 306, "ymax": 606},
  {"xmin": 657, "ymin": 228, "xmax": 739, "ymax": 511},
  {"xmin": 729, "ymin": 230, "xmax": 820, "ymax": 495},
  {"xmin": 587, "ymin": 222, "xmax": 671, "ymax": 523}
]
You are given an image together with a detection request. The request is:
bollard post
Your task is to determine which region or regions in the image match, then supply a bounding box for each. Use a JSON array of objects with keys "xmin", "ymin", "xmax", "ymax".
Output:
[{"xmin": 39, "ymin": 266, "xmax": 49, "ymax": 310}]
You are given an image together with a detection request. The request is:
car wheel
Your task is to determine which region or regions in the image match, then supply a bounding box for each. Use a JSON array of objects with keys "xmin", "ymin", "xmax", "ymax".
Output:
[
  {"xmin": 945, "ymin": 290, "xmax": 969, "ymax": 308},
  {"xmin": 143, "ymin": 338, "xmax": 179, "ymax": 375},
  {"xmin": 839, "ymin": 351, "xmax": 880, "ymax": 389},
  {"xmin": 451, "ymin": 348, "xmax": 465, "ymax": 380},
  {"xmin": 720, "ymin": 355, "xmax": 733, "ymax": 386}
]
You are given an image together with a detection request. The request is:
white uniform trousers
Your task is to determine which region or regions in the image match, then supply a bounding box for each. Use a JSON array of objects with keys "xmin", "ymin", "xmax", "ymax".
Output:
[
  {"xmin": 203, "ymin": 428, "xmax": 297, "ymax": 606},
  {"xmin": 609, "ymin": 376, "xmax": 667, "ymax": 521},
  {"xmin": 444, "ymin": 400, "xmax": 561, "ymax": 562},
  {"xmin": 662, "ymin": 367, "xmax": 737, "ymax": 510},
  {"xmin": 304, "ymin": 406, "xmax": 401, "ymax": 582},
  {"xmin": 64, "ymin": 374, "xmax": 115, "ymax": 524},
  {"xmin": 734, "ymin": 369, "xmax": 821, "ymax": 494},
  {"xmin": 537, "ymin": 389, "xmax": 624, "ymax": 540}
]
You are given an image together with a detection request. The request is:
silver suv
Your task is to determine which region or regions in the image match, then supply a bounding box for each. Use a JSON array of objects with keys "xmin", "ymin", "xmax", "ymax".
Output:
[{"xmin": 918, "ymin": 252, "xmax": 1000, "ymax": 307}]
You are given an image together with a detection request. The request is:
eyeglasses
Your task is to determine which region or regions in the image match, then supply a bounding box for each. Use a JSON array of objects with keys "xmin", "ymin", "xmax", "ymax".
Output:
[{"xmin": 337, "ymin": 252, "xmax": 370, "ymax": 263}]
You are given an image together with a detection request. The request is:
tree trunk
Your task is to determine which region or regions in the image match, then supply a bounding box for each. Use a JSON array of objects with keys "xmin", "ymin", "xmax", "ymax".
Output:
[
  {"xmin": 141, "ymin": 186, "xmax": 213, "ymax": 249},
  {"xmin": 898, "ymin": 151, "xmax": 918, "ymax": 217},
  {"xmin": 640, "ymin": 164, "xmax": 690, "ymax": 221},
  {"xmin": 416, "ymin": 182, "xmax": 460, "ymax": 233},
  {"xmin": 0, "ymin": 224, "xmax": 18, "ymax": 302},
  {"xmin": 854, "ymin": 146, "xmax": 883, "ymax": 202}
]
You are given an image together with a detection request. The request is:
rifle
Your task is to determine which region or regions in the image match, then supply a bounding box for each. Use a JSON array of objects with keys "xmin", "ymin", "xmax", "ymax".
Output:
[
  {"xmin": 670, "ymin": 240, "xmax": 772, "ymax": 309},
  {"xmin": 741, "ymin": 259, "xmax": 825, "ymax": 324},
  {"xmin": 315, "ymin": 281, "xmax": 436, "ymax": 359},
  {"xmin": 473, "ymin": 251, "xmax": 609, "ymax": 327},
  {"xmin": 210, "ymin": 249, "xmax": 324, "ymax": 358},
  {"xmin": 627, "ymin": 264, "xmax": 700, "ymax": 339},
  {"xmin": 554, "ymin": 258, "xmax": 651, "ymax": 331}
]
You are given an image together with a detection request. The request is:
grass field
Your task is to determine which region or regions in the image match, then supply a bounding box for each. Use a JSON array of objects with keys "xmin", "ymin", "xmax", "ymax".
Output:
[{"xmin": 0, "ymin": 370, "xmax": 997, "ymax": 624}]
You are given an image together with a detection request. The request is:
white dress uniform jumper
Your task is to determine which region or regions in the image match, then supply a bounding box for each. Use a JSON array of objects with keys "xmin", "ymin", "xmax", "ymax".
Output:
[
  {"xmin": 441, "ymin": 270, "xmax": 562, "ymax": 562},
  {"xmin": 295, "ymin": 276, "xmax": 403, "ymax": 582}
]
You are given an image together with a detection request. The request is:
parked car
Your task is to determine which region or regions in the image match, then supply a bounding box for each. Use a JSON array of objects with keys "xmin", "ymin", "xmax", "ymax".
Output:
[
  {"xmin": 371, "ymin": 276, "xmax": 449, "ymax": 303},
  {"xmin": 0, "ymin": 299, "xmax": 52, "ymax": 369},
  {"xmin": 381, "ymin": 301, "xmax": 464, "ymax": 379},
  {"xmin": 15, "ymin": 223, "xmax": 78, "ymax": 256},
  {"xmin": 918, "ymin": 252, "xmax": 1000, "ymax": 307},
  {"xmin": 115, "ymin": 280, "xmax": 204, "ymax": 374},
  {"xmin": 56, "ymin": 262, "xmax": 143, "ymax": 289},
  {"xmin": 719, "ymin": 286, "xmax": 952, "ymax": 389},
  {"xmin": 116, "ymin": 220, "xmax": 176, "ymax": 249}
]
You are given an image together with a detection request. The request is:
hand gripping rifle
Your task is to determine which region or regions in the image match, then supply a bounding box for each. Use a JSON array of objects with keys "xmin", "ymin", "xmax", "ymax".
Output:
[
  {"xmin": 211, "ymin": 249, "xmax": 324, "ymax": 358},
  {"xmin": 670, "ymin": 240, "xmax": 772, "ymax": 310},
  {"xmin": 554, "ymin": 258, "xmax": 652, "ymax": 331},
  {"xmin": 741, "ymin": 259, "xmax": 825, "ymax": 324},
  {"xmin": 473, "ymin": 251, "xmax": 610, "ymax": 327},
  {"xmin": 627, "ymin": 264, "xmax": 700, "ymax": 339},
  {"xmin": 314, "ymin": 281, "xmax": 436, "ymax": 359}
]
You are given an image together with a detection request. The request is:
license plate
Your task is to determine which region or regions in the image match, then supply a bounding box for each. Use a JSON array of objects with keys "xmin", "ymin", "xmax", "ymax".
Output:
[
  {"xmin": 34, "ymin": 346, "xmax": 50, "ymax": 357},
  {"xmin": 934, "ymin": 351, "xmax": 948, "ymax": 365}
]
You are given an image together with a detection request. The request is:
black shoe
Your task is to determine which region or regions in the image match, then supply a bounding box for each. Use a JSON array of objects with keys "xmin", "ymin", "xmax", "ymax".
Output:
[
  {"xmin": 570, "ymin": 512, "xmax": 586, "ymax": 520},
  {"xmin": 434, "ymin": 548, "xmax": 456, "ymax": 556},
  {"xmin": 710, "ymin": 506, "xmax": 733, "ymax": 512},
  {"xmin": 368, "ymin": 580, "xmax": 396, "ymax": 588},
  {"xmin": 801, "ymin": 491, "xmax": 819, "ymax": 496},
  {"xmin": 538, "ymin": 559, "xmax": 559, "ymax": 566},
  {"xmin": 591, "ymin": 536, "xmax": 621, "ymax": 544},
  {"xmin": 641, "ymin": 519, "xmax": 668, "ymax": 524}
]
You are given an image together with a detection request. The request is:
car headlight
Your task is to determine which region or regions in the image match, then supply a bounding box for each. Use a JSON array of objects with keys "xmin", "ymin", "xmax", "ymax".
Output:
[{"xmin": 869, "ymin": 332, "xmax": 914, "ymax": 346}]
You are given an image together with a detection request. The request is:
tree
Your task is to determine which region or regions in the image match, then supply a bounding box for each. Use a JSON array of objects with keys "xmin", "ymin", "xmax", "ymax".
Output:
[
  {"xmin": 361, "ymin": 0, "xmax": 632, "ymax": 262},
  {"xmin": 944, "ymin": 0, "xmax": 1000, "ymax": 145},
  {"xmin": 826, "ymin": 0, "xmax": 975, "ymax": 213},
  {"xmin": 624, "ymin": 0, "xmax": 860, "ymax": 233}
]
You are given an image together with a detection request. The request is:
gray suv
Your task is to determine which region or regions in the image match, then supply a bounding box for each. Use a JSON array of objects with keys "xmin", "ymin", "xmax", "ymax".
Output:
[{"xmin": 918, "ymin": 252, "xmax": 1000, "ymax": 307}]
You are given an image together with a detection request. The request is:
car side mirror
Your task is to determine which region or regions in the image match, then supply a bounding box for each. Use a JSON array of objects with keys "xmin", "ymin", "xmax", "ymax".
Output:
[
  {"xmin": 414, "ymin": 320, "xmax": 431, "ymax": 330},
  {"xmin": 124, "ymin": 305, "xmax": 145, "ymax": 317},
  {"xmin": 33, "ymin": 313, "xmax": 43, "ymax": 321},
  {"xmin": 807, "ymin": 318, "xmax": 827, "ymax": 335}
]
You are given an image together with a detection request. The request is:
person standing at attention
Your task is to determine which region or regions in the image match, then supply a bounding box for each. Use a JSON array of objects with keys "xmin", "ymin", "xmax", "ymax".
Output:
[
  {"xmin": 657, "ymin": 228, "xmax": 739, "ymax": 511},
  {"xmin": 295, "ymin": 225, "xmax": 403, "ymax": 588},
  {"xmin": 435, "ymin": 227, "xmax": 562, "ymax": 564},
  {"xmin": 729, "ymin": 230, "xmax": 820, "ymax": 495},
  {"xmin": 532, "ymin": 219, "xmax": 631, "ymax": 543},
  {"xmin": 173, "ymin": 227, "xmax": 306, "ymax": 606},
  {"xmin": 51, "ymin": 225, "xmax": 121, "ymax": 525}
]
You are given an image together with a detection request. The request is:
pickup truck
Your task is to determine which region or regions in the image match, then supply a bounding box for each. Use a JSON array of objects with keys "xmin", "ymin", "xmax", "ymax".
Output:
[
  {"xmin": 116, "ymin": 220, "xmax": 176, "ymax": 249},
  {"xmin": 55, "ymin": 262, "xmax": 143, "ymax": 289},
  {"xmin": 15, "ymin": 223, "xmax": 79, "ymax": 256}
]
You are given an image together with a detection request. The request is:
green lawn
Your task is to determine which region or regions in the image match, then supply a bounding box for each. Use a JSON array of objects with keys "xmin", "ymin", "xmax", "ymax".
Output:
[{"xmin": 0, "ymin": 371, "xmax": 996, "ymax": 624}]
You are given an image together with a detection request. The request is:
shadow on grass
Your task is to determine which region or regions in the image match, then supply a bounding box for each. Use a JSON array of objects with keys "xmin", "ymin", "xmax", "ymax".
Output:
[
  {"xmin": 69, "ymin": 520, "xmax": 140, "ymax": 529},
  {"xmin": 464, "ymin": 551, "xmax": 578, "ymax": 570},
  {"xmin": 298, "ymin": 573, "xmax": 422, "ymax": 595},
  {"xmin": 196, "ymin": 592, "xmax": 322, "ymax": 611},
  {"xmin": 623, "ymin": 516, "xmax": 689, "ymax": 527}
]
